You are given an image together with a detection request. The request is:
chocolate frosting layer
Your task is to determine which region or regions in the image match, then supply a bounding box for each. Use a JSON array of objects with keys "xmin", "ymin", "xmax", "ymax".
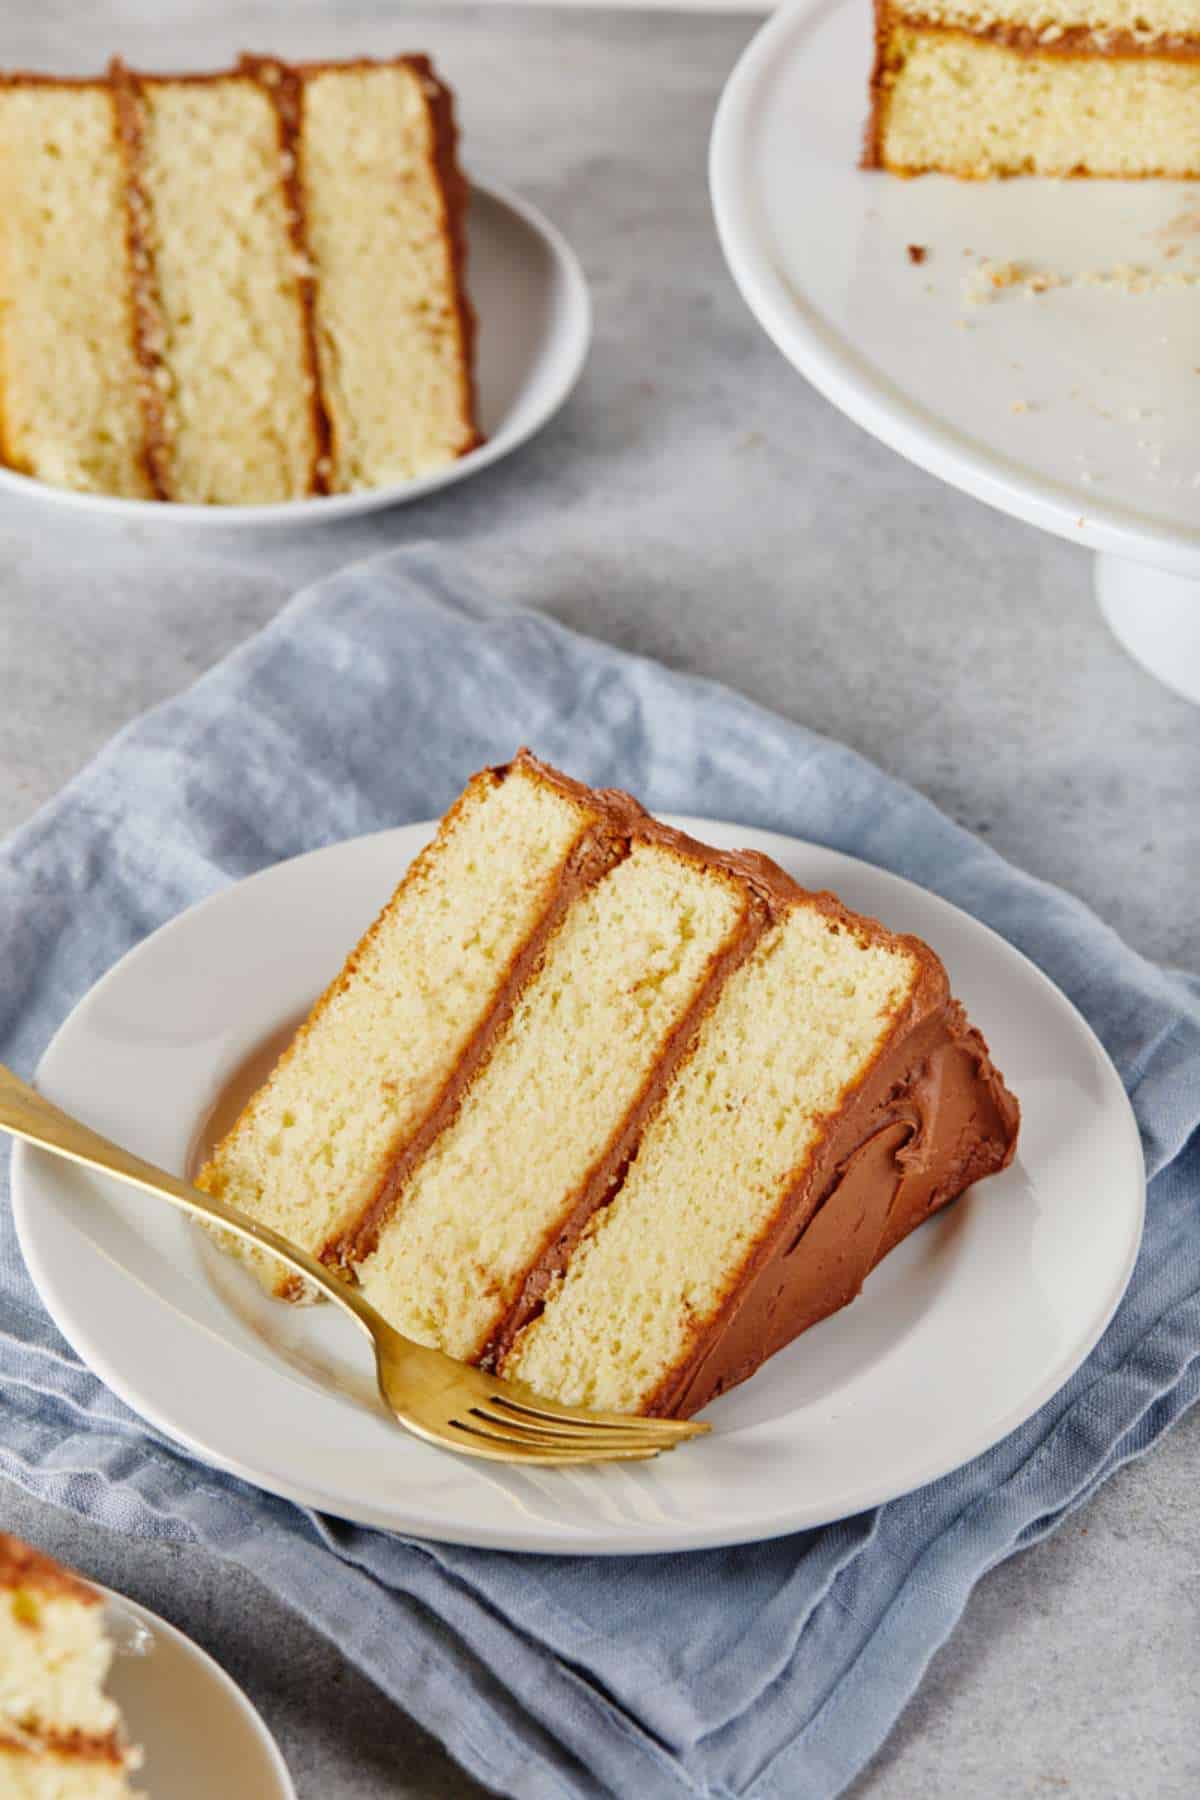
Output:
[{"xmin": 0, "ymin": 1728, "xmax": 127, "ymax": 1767}]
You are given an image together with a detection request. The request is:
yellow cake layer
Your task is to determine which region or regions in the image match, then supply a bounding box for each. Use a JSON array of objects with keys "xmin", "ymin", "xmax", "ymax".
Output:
[
  {"xmin": 138, "ymin": 76, "xmax": 316, "ymax": 503},
  {"xmin": 0, "ymin": 1589, "xmax": 118, "ymax": 1745},
  {"xmin": 885, "ymin": 1, "xmax": 1198, "ymax": 37},
  {"xmin": 504, "ymin": 903, "xmax": 920, "ymax": 1413},
  {"xmin": 0, "ymin": 86, "xmax": 150, "ymax": 497},
  {"xmin": 197, "ymin": 762, "xmax": 606, "ymax": 1294},
  {"xmin": 876, "ymin": 26, "xmax": 1200, "ymax": 176},
  {"xmin": 357, "ymin": 840, "xmax": 750, "ymax": 1362},
  {"xmin": 0, "ymin": 1745, "xmax": 137, "ymax": 1800},
  {"xmin": 299, "ymin": 62, "xmax": 476, "ymax": 491}
]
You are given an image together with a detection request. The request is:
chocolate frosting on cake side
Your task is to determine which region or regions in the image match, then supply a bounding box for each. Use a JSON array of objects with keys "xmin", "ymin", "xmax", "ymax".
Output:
[{"xmin": 644, "ymin": 996, "xmax": 1019, "ymax": 1419}]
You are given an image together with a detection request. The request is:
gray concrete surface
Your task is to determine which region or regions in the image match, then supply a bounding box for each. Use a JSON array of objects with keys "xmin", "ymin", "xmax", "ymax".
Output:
[{"xmin": 1, "ymin": 5, "xmax": 1198, "ymax": 1797}]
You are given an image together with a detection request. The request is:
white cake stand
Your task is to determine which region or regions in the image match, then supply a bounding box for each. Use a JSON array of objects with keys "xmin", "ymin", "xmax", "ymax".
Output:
[{"xmin": 711, "ymin": 0, "xmax": 1200, "ymax": 702}]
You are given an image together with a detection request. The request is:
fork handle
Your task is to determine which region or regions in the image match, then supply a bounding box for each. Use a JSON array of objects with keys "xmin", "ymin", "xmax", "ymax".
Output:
[{"xmin": 0, "ymin": 1063, "xmax": 377, "ymax": 1339}]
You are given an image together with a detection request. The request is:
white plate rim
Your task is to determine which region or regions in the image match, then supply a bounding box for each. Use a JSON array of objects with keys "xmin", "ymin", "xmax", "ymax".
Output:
[
  {"xmin": 96, "ymin": 1584, "xmax": 296, "ymax": 1799},
  {"xmin": 709, "ymin": 0, "xmax": 1200, "ymax": 577},
  {"xmin": 12, "ymin": 818, "xmax": 1146, "ymax": 1555},
  {"xmin": 0, "ymin": 177, "xmax": 591, "ymax": 530}
]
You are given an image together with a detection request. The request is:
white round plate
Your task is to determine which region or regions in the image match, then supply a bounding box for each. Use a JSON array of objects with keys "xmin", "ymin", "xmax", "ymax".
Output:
[
  {"xmin": 0, "ymin": 180, "xmax": 590, "ymax": 528},
  {"xmin": 13, "ymin": 820, "xmax": 1143, "ymax": 1555},
  {"xmin": 711, "ymin": 0, "xmax": 1200, "ymax": 576},
  {"xmin": 100, "ymin": 1585, "xmax": 294, "ymax": 1799}
]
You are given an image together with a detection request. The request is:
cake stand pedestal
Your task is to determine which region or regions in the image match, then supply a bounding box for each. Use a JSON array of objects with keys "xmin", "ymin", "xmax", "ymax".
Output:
[
  {"xmin": 1095, "ymin": 561, "xmax": 1200, "ymax": 707},
  {"xmin": 711, "ymin": 0, "xmax": 1200, "ymax": 704}
]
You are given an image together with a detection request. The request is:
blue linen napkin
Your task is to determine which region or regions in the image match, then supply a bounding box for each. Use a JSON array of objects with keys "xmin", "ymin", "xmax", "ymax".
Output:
[{"xmin": 2, "ymin": 545, "xmax": 1198, "ymax": 1800}]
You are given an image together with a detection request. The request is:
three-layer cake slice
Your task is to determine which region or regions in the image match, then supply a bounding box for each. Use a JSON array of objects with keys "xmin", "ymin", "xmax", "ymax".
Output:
[
  {"xmin": 0, "ymin": 55, "xmax": 477, "ymax": 502},
  {"xmin": 198, "ymin": 753, "xmax": 1019, "ymax": 1418}
]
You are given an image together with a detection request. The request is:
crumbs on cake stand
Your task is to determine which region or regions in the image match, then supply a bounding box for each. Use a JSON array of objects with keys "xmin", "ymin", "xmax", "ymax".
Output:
[{"xmin": 963, "ymin": 255, "xmax": 1200, "ymax": 305}]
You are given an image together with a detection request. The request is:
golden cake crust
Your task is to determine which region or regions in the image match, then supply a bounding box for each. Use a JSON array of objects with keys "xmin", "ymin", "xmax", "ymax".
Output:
[{"xmin": 0, "ymin": 1536, "xmax": 98, "ymax": 1606}]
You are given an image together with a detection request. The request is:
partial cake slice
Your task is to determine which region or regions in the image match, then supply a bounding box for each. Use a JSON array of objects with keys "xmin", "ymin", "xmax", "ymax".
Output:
[
  {"xmin": 200, "ymin": 752, "xmax": 1018, "ymax": 1417},
  {"xmin": 866, "ymin": 3, "xmax": 1200, "ymax": 178},
  {"xmin": 0, "ymin": 54, "xmax": 477, "ymax": 502},
  {"xmin": 0, "ymin": 81, "xmax": 152, "ymax": 497},
  {"xmin": 0, "ymin": 1535, "xmax": 142, "ymax": 1796}
]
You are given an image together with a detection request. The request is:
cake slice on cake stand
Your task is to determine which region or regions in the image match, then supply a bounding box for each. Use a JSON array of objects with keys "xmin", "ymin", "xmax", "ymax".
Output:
[{"xmin": 711, "ymin": 0, "xmax": 1200, "ymax": 703}]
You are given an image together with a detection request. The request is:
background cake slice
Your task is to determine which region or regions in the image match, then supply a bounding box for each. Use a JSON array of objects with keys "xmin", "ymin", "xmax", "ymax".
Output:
[
  {"xmin": 201, "ymin": 752, "xmax": 1018, "ymax": 1418},
  {"xmin": 0, "ymin": 54, "xmax": 477, "ymax": 502},
  {"xmin": 0, "ymin": 81, "xmax": 152, "ymax": 497},
  {"xmin": 866, "ymin": 3, "xmax": 1200, "ymax": 178},
  {"xmin": 0, "ymin": 1534, "xmax": 142, "ymax": 1796}
]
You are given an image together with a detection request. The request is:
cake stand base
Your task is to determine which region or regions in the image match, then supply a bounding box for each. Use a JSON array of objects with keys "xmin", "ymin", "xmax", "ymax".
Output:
[{"xmin": 1095, "ymin": 557, "xmax": 1200, "ymax": 708}]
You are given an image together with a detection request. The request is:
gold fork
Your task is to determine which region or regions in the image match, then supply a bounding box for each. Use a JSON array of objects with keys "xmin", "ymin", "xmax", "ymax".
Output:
[{"xmin": 0, "ymin": 1065, "xmax": 707, "ymax": 1465}]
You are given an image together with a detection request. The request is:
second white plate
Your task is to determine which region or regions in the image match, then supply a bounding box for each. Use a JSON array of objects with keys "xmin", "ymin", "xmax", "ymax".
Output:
[
  {"xmin": 103, "ymin": 1586, "xmax": 294, "ymax": 1799},
  {"xmin": 13, "ymin": 820, "xmax": 1143, "ymax": 1554}
]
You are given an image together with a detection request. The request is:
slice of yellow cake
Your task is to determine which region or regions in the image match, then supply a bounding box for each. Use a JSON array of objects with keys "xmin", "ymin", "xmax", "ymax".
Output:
[
  {"xmin": 0, "ymin": 54, "xmax": 477, "ymax": 502},
  {"xmin": 0, "ymin": 81, "xmax": 152, "ymax": 497},
  {"xmin": 201, "ymin": 753, "xmax": 1019, "ymax": 1417},
  {"xmin": 0, "ymin": 1535, "xmax": 142, "ymax": 1797},
  {"xmin": 866, "ymin": 3, "xmax": 1200, "ymax": 177}
]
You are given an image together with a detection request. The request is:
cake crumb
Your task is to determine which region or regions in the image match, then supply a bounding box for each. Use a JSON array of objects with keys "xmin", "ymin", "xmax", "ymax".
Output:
[
  {"xmin": 1158, "ymin": 206, "xmax": 1200, "ymax": 242},
  {"xmin": 907, "ymin": 244, "xmax": 928, "ymax": 265}
]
